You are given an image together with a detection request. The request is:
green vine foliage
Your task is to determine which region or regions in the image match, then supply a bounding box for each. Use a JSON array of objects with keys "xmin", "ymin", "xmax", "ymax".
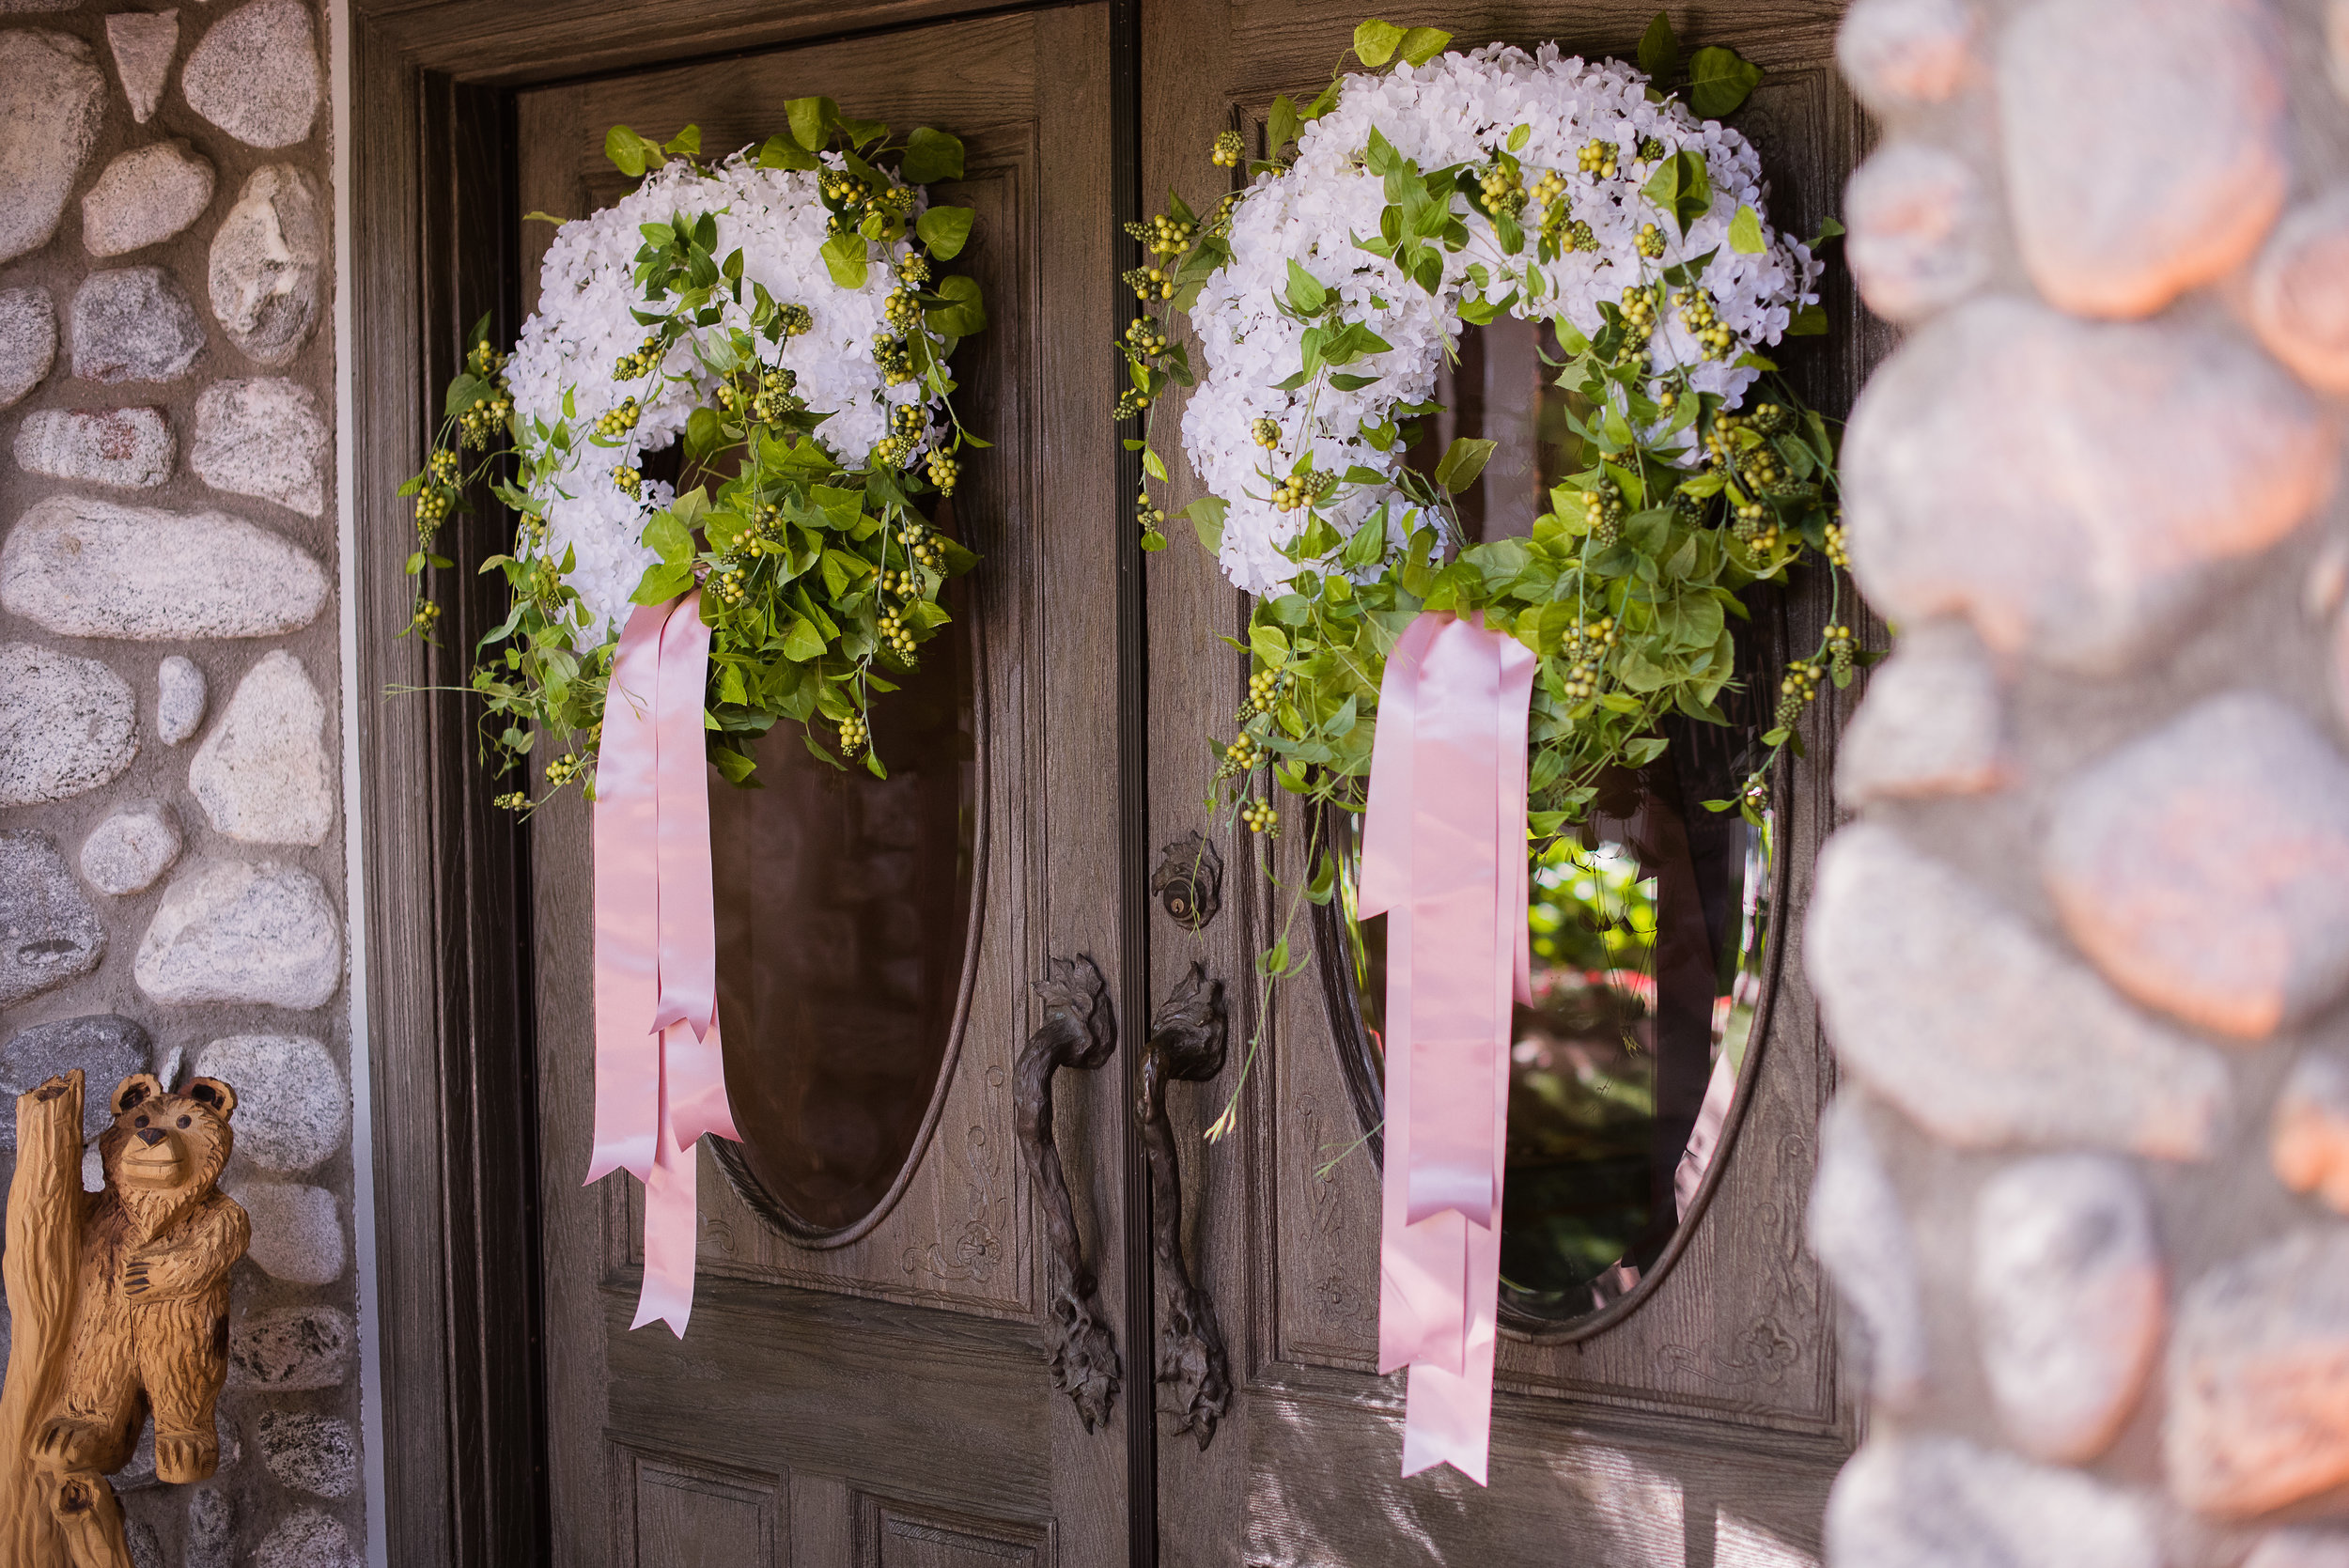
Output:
[
  {"xmin": 1118, "ymin": 17, "xmax": 1860, "ymax": 853},
  {"xmin": 401, "ymin": 110, "xmax": 986, "ymax": 807}
]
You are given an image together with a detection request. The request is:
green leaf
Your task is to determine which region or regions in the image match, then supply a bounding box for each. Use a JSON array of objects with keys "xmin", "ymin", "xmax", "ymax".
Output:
[
  {"xmin": 1728, "ymin": 203, "xmax": 1766, "ymax": 255},
  {"xmin": 1284, "ymin": 259, "xmax": 1330, "ymax": 315},
  {"xmin": 901, "ymin": 127, "xmax": 966, "ymax": 184},
  {"xmin": 662, "ymin": 125, "xmax": 702, "ymax": 158},
  {"xmin": 684, "ymin": 406, "xmax": 723, "ymax": 461},
  {"xmin": 1434, "ymin": 436, "xmax": 1498, "ymax": 493},
  {"xmin": 630, "ymin": 562, "xmax": 695, "ymax": 605},
  {"xmin": 1638, "ymin": 11, "xmax": 1681, "ymax": 83},
  {"xmin": 1786, "ymin": 303, "xmax": 1829, "ymax": 336},
  {"xmin": 924, "ymin": 274, "xmax": 988, "ymax": 337},
  {"xmin": 1143, "ymin": 446, "xmax": 1169, "ymax": 481},
  {"xmin": 838, "ymin": 116, "xmax": 889, "ymax": 150},
  {"xmin": 1181, "ymin": 494, "xmax": 1227, "ymax": 553},
  {"xmin": 781, "ymin": 616, "xmax": 829, "ymax": 661},
  {"xmin": 1397, "ymin": 25, "xmax": 1451, "ymax": 64},
  {"xmin": 1808, "ymin": 215, "xmax": 1846, "ymax": 247},
  {"xmin": 1643, "ymin": 149, "xmax": 1713, "ymax": 236},
  {"xmin": 916, "ymin": 204, "xmax": 973, "ymax": 259},
  {"xmin": 786, "ymin": 96, "xmax": 838, "ymax": 152},
  {"xmin": 1353, "ymin": 18, "xmax": 1407, "ymax": 67},
  {"xmin": 641, "ymin": 507, "xmax": 694, "ymax": 566},
  {"xmin": 820, "ymin": 231, "xmax": 868, "ymax": 289},
  {"xmin": 1268, "ymin": 96, "xmax": 1299, "ymax": 155},
  {"xmin": 603, "ymin": 124, "xmax": 661, "ymax": 178},
  {"xmin": 522, "ymin": 210, "xmax": 569, "ymax": 225},
  {"xmin": 757, "ymin": 134, "xmax": 818, "ymax": 171},
  {"xmin": 1688, "ymin": 44, "xmax": 1764, "ymax": 118}
]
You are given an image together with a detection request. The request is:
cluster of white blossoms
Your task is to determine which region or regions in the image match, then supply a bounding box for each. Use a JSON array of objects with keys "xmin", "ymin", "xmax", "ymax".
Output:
[
  {"xmin": 505, "ymin": 150, "xmax": 944, "ymax": 644},
  {"xmin": 1181, "ymin": 42, "xmax": 1822, "ymax": 597}
]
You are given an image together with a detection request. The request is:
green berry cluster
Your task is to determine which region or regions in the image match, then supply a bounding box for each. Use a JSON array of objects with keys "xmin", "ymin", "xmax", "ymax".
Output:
[
  {"xmin": 1239, "ymin": 798, "xmax": 1280, "ymax": 835},
  {"xmin": 614, "ymin": 334, "xmax": 664, "ymax": 380},
  {"xmin": 595, "ymin": 396, "xmax": 642, "ymax": 440},
  {"xmin": 1577, "ymin": 139, "xmax": 1619, "ymax": 179},
  {"xmin": 1269, "ymin": 468, "xmax": 1331, "ymax": 512},
  {"xmin": 1212, "ymin": 129, "xmax": 1244, "ymax": 168},
  {"xmin": 1672, "ymin": 287, "xmax": 1735, "ymax": 360},
  {"xmin": 1582, "ymin": 481, "xmax": 1624, "ymax": 544},
  {"xmin": 1250, "ymin": 417, "xmax": 1280, "ymax": 450},
  {"xmin": 873, "ymin": 334, "xmax": 914, "ymax": 386},
  {"xmin": 1558, "ymin": 615, "xmax": 1619, "ymax": 701}
]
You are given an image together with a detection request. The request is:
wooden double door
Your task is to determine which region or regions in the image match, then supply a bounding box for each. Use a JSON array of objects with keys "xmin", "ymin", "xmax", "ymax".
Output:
[{"xmin": 504, "ymin": 5, "xmax": 1870, "ymax": 1564}]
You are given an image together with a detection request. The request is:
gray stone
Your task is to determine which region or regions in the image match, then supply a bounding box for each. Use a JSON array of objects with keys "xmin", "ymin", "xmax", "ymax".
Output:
[
  {"xmin": 0, "ymin": 287, "xmax": 56, "ymax": 409},
  {"xmin": 187, "ymin": 1484, "xmax": 231, "ymax": 1568},
  {"xmin": 1838, "ymin": 0, "xmax": 1976, "ymax": 112},
  {"xmin": 1806, "ymin": 1096, "xmax": 1926, "ymax": 1407},
  {"xmin": 81, "ymin": 142, "xmax": 215, "ymax": 258},
  {"xmin": 2167, "ymin": 1228, "xmax": 2349, "ymax": 1516},
  {"xmin": 2274, "ymin": 1053, "xmax": 2349, "ymax": 1214},
  {"xmin": 190, "ymin": 378, "xmax": 326, "ymax": 517},
  {"xmin": 0, "ymin": 1015, "xmax": 150, "ymax": 1144},
  {"xmin": 1973, "ymin": 1155, "xmax": 2162, "ymax": 1464},
  {"xmin": 1846, "ymin": 143, "xmax": 1992, "ymax": 325},
  {"xmin": 70, "ymin": 268, "xmax": 205, "ymax": 385},
  {"xmin": 133, "ymin": 858, "xmax": 340, "ymax": 1009},
  {"xmin": 193, "ymin": 1034, "xmax": 345, "ymax": 1173},
  {"xmin": 1835, "ymin": 618, "xmax": 2006, "ymax": 806},
  {"xmin": 2252, "ymin": 187, "xmax": 2349, "ymax": 397},
  {"xmin": 183, "ymin": 0, "xmax": 321, "ymax": 150},
  {"xmin": 2043, "ymin": 693, "xmax": 2349, "ymax": 1040},
  {"xmin": 2249, "ymin": 1530, "xmax": 2349, "ymax": 1568},
  {"xmin": 252, "ymin": 1508, "xmax": 359, "ymax": 1568},
  {"xmin": 80, "ymin": 803, "xmax": 180, "ymax": 895},
  {"xmin": 104, "ymin": 11, "xmax": 180, "ymax": 125},
  {"xmin": 1826, "ymin": 1432, "xmax": 2159, "ymax": 1568},
  {"xmin": 228, "ymin": 1305, "xmax": 351, "ymax": 1391},
  {"xmin": 13, "ymin": 407, "xmax": 174, "ymax": 489},
  {"xmin": 0, "ymin": 31, "xmax": 105, "ymax": 266},
  {"xmin": 0, "ymin": 1, "xmax": 86, "ymax": 10},
  {"xmin": 1999, "ymin": 0, "xmax": 2287, "ymax": 318},
  {"xmin": 0, "ymin": 495, "xmax": 330, "ymax": 642},
  {"xmin": 157, "ymin": 656, "xmax": 205, "ymax": 744},
  {"xmin": 123, "ymin": 1516, "xmax": 159, "ymax": 1568},
  {"xmin": 190, "ymin": 650, "xmax": 333, "ymax": 846},
  {"xmin": 226, "ymin": 1177, "xmax": 342, "ymax": 1283},
  {"xmin": 256, "ymin": 1410, "xmax": 357, "ymax": 1498},
  {"xmin": 209, "ymin": 167, "xmax": 322, "ymax": 367},
  {"xmin": 0, "ymin": 643, "xmax": 137, "ymax": 805},
  {"xmin": 0, "ymin": 833, "xmax": 102, "ymax": 1007},
  {"xmin": 1843, "ymin": 297, "xmax": 2334, "ymax": 675},
  {"xmin": 1807, "ymin": 823, "xmax": 2231, "ymax": 1160}
]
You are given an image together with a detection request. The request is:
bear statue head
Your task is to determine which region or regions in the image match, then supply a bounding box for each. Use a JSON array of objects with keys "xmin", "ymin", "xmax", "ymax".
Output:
[{"xmin": 100, "ymin": 1074, "xmax": 237, "ymax": 1200}]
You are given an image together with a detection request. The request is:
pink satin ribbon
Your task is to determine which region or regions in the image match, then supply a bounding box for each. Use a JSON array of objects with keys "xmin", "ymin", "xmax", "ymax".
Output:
[
  {"xmin": 587, "ymin": 589, "xmax": 741, "ymax": 1337},
  {"xmin": 1361, "ymin": 612, "xmax": 1535, "ymax": 1485}
]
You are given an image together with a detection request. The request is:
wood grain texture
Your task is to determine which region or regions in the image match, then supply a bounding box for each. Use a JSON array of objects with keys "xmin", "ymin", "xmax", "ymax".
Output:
[
  {"xmin": 1135, "ymin": 5, "xmax": 1875, "ymax": 1562},
  {"xmin": 513, "ymin": 10, "xmax": 1129, "ymax": 1566},
  {"xmin": 0, "ymin": 1077, "xmax": 84, "ymax": 1567}
]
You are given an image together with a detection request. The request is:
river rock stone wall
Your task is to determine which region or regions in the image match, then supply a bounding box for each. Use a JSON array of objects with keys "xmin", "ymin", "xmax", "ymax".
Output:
[
  {"xmin": 1817, "ymin": 0, "xmax": 2349, "ymax": 1560},
  {"xmin": 0, "ymin": 3, "xmax": 363, "ymax": 1565}
]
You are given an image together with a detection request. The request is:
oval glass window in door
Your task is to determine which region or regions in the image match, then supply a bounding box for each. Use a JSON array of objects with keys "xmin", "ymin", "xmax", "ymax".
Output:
[
  {"xmin": 1316, "ymin": 726, "xmax": 1779, "ymax": 1330},
  {"xmin": 709, "ymin": 604, "xmax": 981, "ymax": 1243}
]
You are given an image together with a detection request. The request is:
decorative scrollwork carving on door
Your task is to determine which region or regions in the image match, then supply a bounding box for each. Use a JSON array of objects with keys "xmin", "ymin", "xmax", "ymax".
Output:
[{"xmin": 1014, "ymin": 955, "xmax": 1120, "ymax": 1431}]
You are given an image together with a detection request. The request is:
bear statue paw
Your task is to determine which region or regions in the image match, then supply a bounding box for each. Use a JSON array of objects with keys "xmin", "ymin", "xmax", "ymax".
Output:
[
  {"xmin": 153, "ymin": 1429, "xmax": 219, "ymax": 1484},
  {"xmin": 31, "ymin": 1417, "xmax": 108, "ymax": 1472}
]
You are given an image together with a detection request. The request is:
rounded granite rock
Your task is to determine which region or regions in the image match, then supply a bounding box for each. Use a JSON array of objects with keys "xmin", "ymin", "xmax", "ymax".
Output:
[
  {"xmin": 181, "ymin": 0, "xmax": 323, "ymax": 151},
  {"xmin": 0, "ymin": 495, "xmax": 329, "ymax": 642},
  {"xmin": 133, "ymin": 858, "xmax": 340, "ymax": 1009},
  {"xmin": 0, "ymin": 642, "xmax": 137, "ymax": 805},
  {"xmin": 0, "ymin": 1014, "xmax": 151, "ymax": 1144},
  {"xmin": 0, "ymin": 287, "xmax": 57, "ymax": 410},
  {"xmin": 191, "ymin": 379, "xmax": 328, "ymax": 517},
  {"xmin": 70, "ymin": 268, "xmax": 206, "ymax": 385},
  {"xmin": 193, "ymin": 1033, "xmax": 347, "ymax": 1173},
  {"xmin": 0, "ymin": 30, "xmax": 106, "ymax": 266},
  {"xmin": 13, "ymin": 407, "xmax": 175, "ymax": 489},
  {"xmin": 189, "ymin": 650, "xmax": 334, "ymax": 846},
  {"xmin": 0, "ymin": 832, "xmax": 104, "ymax": 1007},
  {"xmin": 81, "ymin": 142, "xmax": 217, "ymax": 259},
  {"xmin": 80, "ymin": 803, "xmax": 181, "ymax": 895}
]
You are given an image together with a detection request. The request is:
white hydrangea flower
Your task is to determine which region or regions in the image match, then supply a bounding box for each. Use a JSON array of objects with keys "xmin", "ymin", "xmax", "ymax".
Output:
[
  {"xmin": 1180, "ymin": 43, "xmax": 1822, "ymax": 598},
  {"xmin": 506, "ymin": 149, "xmax": 945, "ymax": 645}
]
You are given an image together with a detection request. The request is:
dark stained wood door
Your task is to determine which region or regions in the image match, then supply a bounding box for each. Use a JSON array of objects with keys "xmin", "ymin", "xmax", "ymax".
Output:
[
  {"xmin": 517, "ymin": 12, "xmax": 1129, "ymax": 1565},
  {"xmin": 1131, "ymin": 5, "xmax": 1875, "ymax": 1564}
]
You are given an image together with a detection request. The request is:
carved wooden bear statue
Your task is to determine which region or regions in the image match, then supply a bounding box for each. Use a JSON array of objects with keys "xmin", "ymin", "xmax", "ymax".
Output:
[{"xmin": 33, "ymin": 1074, "xmax": 249, "ymax": 1487}]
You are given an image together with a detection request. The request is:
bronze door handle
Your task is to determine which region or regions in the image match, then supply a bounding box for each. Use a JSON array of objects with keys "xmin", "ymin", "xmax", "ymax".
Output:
[
  {"xmin": 1138, "ymin": 962, "xmax": 1232, "ymax": 1449},
  {"xmin": 1015, "ymin": 955, "xmax": 1121, "ymax": 1432}
]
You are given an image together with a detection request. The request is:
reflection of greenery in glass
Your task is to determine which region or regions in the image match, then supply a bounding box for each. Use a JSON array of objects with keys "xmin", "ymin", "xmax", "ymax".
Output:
[{"xmin": 1528, "ymin": 838, "xmax": 1654, "ymax": 974}]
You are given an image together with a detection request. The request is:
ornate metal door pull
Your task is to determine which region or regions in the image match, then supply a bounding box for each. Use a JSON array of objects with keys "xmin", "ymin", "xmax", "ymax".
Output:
[
  {"xmin": 1015, "ymin": 955, "xmax": 1121, "ymax": 1431},
  {"xmin": 1138, "ymin": 963, "xmax": 1232, "ymax": 1448},
  {"xmin": 1149, "ymin": 831, "xmax": 1223, "ymax": 930}
]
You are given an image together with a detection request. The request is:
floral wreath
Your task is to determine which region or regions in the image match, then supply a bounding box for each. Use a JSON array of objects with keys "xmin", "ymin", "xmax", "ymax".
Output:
[
  {"xmin": 1114, "ymin": 17, "xmax": 1861, "ymax": 1130},
  {"xmin": 403, "ymin": 108, "xmax": 988, "ymax": 800},
  {"xmin": 1121, "ymin": 17, "xmax": 1856, "ymax": 824}
]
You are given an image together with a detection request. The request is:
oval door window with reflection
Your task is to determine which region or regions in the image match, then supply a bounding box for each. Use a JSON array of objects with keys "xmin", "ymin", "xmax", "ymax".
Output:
[
  {"xmin": 1316, "ymin": 314, "xmax": 1782, "ymax": 1329},
  {"xmin": 708, "ymin": 597, "xmax": 982, "ymax": 1242}
]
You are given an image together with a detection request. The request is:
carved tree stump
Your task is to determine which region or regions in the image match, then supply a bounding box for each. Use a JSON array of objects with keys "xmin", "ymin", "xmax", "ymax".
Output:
[{"xmin": 0, "ymin": 1072, "xmax": 91, "ymax": 1568}]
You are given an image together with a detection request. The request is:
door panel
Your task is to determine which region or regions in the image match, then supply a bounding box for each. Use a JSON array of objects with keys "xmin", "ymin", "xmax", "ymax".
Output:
[
  {"xmin": 522, "ymin": 10, "xmax": 1123, "ymax": 1565},
  {"xmin": 1138, "ymin": 6, "xmax": 1869, "ymax": 1563}
]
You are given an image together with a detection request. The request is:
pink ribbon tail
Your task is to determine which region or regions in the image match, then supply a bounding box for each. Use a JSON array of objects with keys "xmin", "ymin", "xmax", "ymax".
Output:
[
  {"xmin": 1363, "ymin": 612, "xmax": 1536, "ymax": 1486},
  {"xmin": 588, "ymin": 589, "xmax": 741, "ymax": 1339}
]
